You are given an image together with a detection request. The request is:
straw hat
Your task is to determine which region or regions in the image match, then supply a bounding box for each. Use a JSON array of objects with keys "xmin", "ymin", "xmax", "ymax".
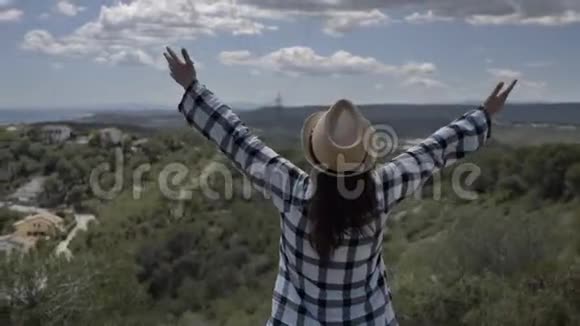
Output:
[{"xmin": 302, "ymin": 99, "xmax": 377, "ymax": 175}]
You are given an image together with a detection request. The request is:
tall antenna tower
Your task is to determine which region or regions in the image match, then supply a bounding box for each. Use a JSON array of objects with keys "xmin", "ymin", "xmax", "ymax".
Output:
[
  {"xmin": 275, "ymin": 92, "xmax": 283, "ymax": 108},
  {"xmin": 275, "ymin": 92, "xmax": 283, "ymax": 115}
]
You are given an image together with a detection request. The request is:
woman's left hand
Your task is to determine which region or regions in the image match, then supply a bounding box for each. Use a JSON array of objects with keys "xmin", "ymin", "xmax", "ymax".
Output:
[
  {"xmin": 484, "ymin": 79, "xmax": 518, "ymax": 116},
  {"xmin": 164, "ymin": 47, "xmax": 197, "ymax": 90}
]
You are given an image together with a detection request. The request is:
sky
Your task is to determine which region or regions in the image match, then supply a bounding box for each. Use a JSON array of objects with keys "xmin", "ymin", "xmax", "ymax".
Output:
[{"xmin": 0, "ymin": 0, "xmax": 579, "ymax": 109}]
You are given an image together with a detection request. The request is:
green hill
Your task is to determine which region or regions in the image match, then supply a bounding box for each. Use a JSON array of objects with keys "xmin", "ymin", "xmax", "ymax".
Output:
[{"xmin": 1, "ymin": 127, "xmax": 580, "ymax": 325}]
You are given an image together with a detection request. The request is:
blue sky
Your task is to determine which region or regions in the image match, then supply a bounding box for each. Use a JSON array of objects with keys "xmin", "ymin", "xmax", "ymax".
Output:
[{"xmin": 0, "ymin": 0, "xmax": 579, "ymax": 109}]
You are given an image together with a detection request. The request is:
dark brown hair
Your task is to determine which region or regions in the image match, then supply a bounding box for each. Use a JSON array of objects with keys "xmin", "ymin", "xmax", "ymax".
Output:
[{"xmin": 307, "ymin": 170, "xmax": 378, "ymax": 262}]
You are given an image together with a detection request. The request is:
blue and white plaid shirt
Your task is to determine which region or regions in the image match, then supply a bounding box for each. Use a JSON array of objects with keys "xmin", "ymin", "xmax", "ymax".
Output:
[{"xmin": 179, "ymin": 81, "xmax": 491, "ymax": 326}]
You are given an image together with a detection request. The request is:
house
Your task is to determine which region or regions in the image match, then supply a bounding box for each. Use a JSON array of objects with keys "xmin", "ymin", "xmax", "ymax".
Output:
[
  {"xmin": 0, "ymin": 212, "xmax": 66, "ymax": 255},
  {"xmin": 41, "ymin": 125, "xmax": 72, "ymax": 144},
  {"xmin": 12, "ymin": 212, "xmax": 65, "ymax": 239},
  {"xmin": 98, "ymin": 128, "xmax": 123, "ymax": 145}
]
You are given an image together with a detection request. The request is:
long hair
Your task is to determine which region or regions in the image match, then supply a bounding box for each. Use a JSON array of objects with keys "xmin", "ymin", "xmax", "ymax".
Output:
[{"xmin": 307, "ymin": 170, "xmax": 378, "ymax": 262}]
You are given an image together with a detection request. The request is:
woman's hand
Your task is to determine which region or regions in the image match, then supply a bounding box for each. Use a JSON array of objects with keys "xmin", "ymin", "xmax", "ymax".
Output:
[
  {"xmin": 484, "ymin": 79, "xmax": 518, "ymax": 116},
  {"xmin": 164, "ymin": 47, "xmax": 196, "ymax": 90}
]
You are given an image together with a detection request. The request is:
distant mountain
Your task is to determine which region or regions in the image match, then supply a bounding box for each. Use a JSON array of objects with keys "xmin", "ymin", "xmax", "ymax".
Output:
[
  {"xmin": 229, "ymin": 102, "xmax": 261, "ymax": 111},
  {"xmin": 0, "ymin": 109, "xmax": 93, "ymax": 125},
  {"xmin": 65, "ymin": 102, "xmax": 579, "ymax": 140},
  {"xmin": 6, "ymin": 103, "xmax": 580, "ymax": 139}
]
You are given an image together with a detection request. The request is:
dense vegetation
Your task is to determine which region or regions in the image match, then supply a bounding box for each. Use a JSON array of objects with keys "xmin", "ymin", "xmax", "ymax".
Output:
[
  {"xmin": 1, "ymin": 126, "xmax": 580, "ymax": 325},
  {"xmin": 0, "ymin": 127, "xmax": 194, "ymax": 212}
]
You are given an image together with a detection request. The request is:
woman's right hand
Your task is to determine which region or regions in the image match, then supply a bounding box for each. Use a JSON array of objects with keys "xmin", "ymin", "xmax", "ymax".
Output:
[
  {"xmin": 164, "ymin": 47, "xmax": 197, "ymax": 90},
  {"xmin": 484, "ymin": 79, "xmax": 518, "ymax": 116}
]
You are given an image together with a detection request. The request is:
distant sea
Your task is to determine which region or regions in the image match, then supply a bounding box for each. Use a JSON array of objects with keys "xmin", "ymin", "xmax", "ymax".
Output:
[{"xmin": 0, "ymin": 110, "xmax": 93, "ymax": 125}]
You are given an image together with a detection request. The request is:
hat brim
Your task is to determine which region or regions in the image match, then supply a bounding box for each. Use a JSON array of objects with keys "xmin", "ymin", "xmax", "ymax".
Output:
[
  {"xmin": 301, "ymin": 111, "xmax": 325, "ymax": 169},
  {"xmin": 301, "ymin": 111, "xmax": 376, "ymax": 175}
]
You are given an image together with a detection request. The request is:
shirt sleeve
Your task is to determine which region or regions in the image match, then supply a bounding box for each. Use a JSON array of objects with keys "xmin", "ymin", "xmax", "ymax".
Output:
[
  {"xmin": 375, "ymin": 107, "xmax": 491, "ymax": 212},
  {"xmin": 178, "ymin": 81, "xmax": 307, "ymax": 213}
]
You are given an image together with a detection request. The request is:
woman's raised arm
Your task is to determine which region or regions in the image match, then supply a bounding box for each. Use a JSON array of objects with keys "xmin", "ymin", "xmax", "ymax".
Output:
[
  {"xmin": 164, "ymin": 47, "xmax": 308, "ymax": 212},
  {"xmin": 375, "ymin": 80, "xmax": 518, "ymax": 211}
]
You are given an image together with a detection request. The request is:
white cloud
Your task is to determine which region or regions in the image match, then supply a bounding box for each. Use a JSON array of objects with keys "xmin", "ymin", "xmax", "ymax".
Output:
[
  {"xmin": 219, "ymin": 50, "xmax": 253, "ymax": 64},
  {"xmin": 19, "ymin": 1, "xmax": 394, "ymax": 69},
  {"xmin": 487, "ymin": 68, "xmax": 522, "ymax": 80},
  {"xmin": 224, "ymin": 5, "xmax": 390, "ymax": 37},
  {"xmin": 403, "ymin": 77, "xmax": 448, "ymax": 88},
  {"xmin": 21, "ymin": 0, "xmax": 278, "ymax": 67},
  {"xmin": 224, "ymin": 1, "xmax": 391, "ymax": 35},
  {"xmin": 467, "ymin": 10, "xmax": 580, "ymax": 26},
  {"xmin": 487, "ymin": 68, "xmax": 546, "ymax": 89},
  {"xmin": 0, "ymin": 0, "xmax": 23, "ymax": 23},
  {"xmin": 405, "ymin": 10, "xmax": 454, "ymax": 24},
  {"xmin": 0, "ymin": 8, "xmax": 22, "ymax": 22},
  {"xmin": 219, "ymin": 46, "xmax": 436, "ymax": 77},
  {"xmin": 55, "ymin": 1, "xmax": 86, "ymax": 17},
  {"xmin": 400, "ymin": 62, "xmax": 437, "ymax": 75},
  {"xmin": 96, "ymin": 49, "xmax": 162, "ymax": 68},
  {"xmin": 322, "ymin": 9, "xmax": 388, "ymax": 36},
  {"xmin": 240, "ymin": 0, "xmax": 580, "ymax": 26},
  {"xmin": 22, "ymin": 0, "xmax": 579, "ymax": 69},
  {"xmin": 467, "ymin": 13, "xmax": 526, "ymax": 25},
  {"xmin": 22, "ymin": 29, "xmax": 95, "ymax": 56}
]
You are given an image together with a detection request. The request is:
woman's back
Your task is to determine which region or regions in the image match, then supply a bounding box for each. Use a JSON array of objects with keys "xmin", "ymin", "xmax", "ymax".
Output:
[{"xmin": 269, "ymin": 173, "xmax": 398, "ymax": 325}]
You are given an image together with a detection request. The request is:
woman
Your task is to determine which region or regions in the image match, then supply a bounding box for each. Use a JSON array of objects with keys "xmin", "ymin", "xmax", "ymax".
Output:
[{"xmin": 164, "ymin": 47, "xmax": 517, "ymax": 326}]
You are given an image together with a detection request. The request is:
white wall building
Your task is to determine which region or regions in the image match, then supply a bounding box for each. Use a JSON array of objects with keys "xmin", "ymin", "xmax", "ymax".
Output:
[{"xmin": 41, "ymin": 125, "xmax": 72, "ymax": 144}]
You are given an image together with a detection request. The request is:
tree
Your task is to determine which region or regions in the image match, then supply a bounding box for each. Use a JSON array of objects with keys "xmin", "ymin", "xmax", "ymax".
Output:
[
  {"xmin": 523, "ymin": 145, "xmax": 580, "ymax": 199},
  {"xmin": 26, "ymin": 128, "xmax": 42, "ymax": 143},
  {"xmin": 39, "ymin": 175, "xmax": 65, "ymax": 208},
  {"xmin": 88, "ymin": 133, "xmax": 101, "ymax": 147},
  {"xmin": 0, "ymin": 249, "xmax": 157, "ymax": 326},
  {"xmin": 43, "ymin": 151, "xmax": 60, "ymax": 175},
  {"xmin": 142, "ymin": 139, "xmax": 165, "ymax": 162},
  {"xmin": 28, "ymin": 143, "xmax": 46, "ymax": 161},
  {"xmin": 0, "ymin": 208, "xmax": 24, "ymax": 234},
  {"xmin": 565, "ymin": 163, "xmax": 580, "ymax": 198},
  {"xmin": 67, "ymin": 184, "xmax": 87, "ymax": 207},
  {"xmin": 19, "ymin": 155, "xmax": 41, "ymax": 176},
  {"xmin": 0, "ymin": 149, "xmax": 13, "ymax": 165},
  {"xmin": 9, "ymin": 139, "xmax": 31, "ymax": 159},
  {"xmin": 497, "ymin": 174, "xmax": 527, "ymax": 201}
]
